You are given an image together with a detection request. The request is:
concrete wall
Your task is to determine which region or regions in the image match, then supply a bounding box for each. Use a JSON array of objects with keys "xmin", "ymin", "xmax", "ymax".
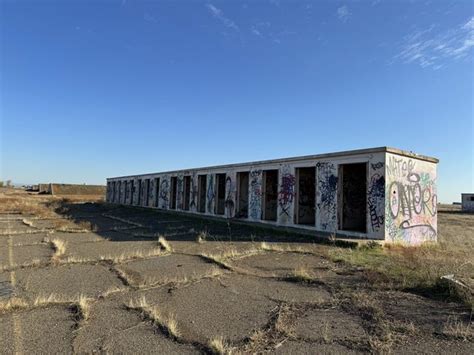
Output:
[
  {"xmin": 461, "ymin": 194, "xmax": 474, "ymax": 211},
  {"xmin": 106, "ymin": 149, "xmax": 402, "ymax": 241},
  {"xmin": 385, "ymin": 153, "xmax": 437, "ymax": 244},
  {"xmin": 50, "ymin": 184, "xmax": 106, "ymax": 196},
  {"xmin": 39, "ymin": 184, "xmax": 52, "ymax": 194}
]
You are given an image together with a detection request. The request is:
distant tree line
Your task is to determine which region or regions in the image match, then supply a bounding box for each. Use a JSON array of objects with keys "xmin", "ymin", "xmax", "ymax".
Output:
[{"xmin": 0, "ymin": 180, "xmax": 12, "ymax": 187}]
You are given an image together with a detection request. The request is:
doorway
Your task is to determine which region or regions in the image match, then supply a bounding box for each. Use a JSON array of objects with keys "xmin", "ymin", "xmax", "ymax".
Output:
[
  {"xmin": 295, "ymin": 167, "xmax": 316, "ymax": 225},
  {"xmin": 170, "ymin": 177, "xmax": 177, "ymax": 209},
  {"xmin": 262, "ymin": 170, "xmax": 278, "ymax": 221},
  {"xmin": 183, "ymin": 176, "xmax": 191, "ymax": 211},
  {"xmin": 236, "ymin": 172, "xmax": 249, "ymax": 218},
  {"xmin": 198, "ymin": 175, "xmax": 207, "ymax": 213},
  {"xmin": 339, "ymin": 163, "xmax": 367, "ymax": 233},
  {"xmin": 215, "ymin": 173, "xmax": 226, "ymax": 215}
]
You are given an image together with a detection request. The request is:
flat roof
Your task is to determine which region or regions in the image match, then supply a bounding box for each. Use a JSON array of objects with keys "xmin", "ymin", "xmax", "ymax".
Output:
[{"xmin": 108, "ymin": 146, "xmax": 439, "ymax": 180}]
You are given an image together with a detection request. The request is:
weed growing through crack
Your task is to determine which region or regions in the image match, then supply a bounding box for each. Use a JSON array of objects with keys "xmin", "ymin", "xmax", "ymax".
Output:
[
  {"xmin": 0, "ymin": 297, "xmax": 29, "ymax": 313},
  {"xmin": 127, "ymin": 296, "xmax": 180, "ymax": 339},
  {"xmin": 45, "ymin": 237, "xmax": 67, "ymax": 261},
  {"xmin": 286, "ymin": 266, "xmax": 317, "ymax": 284},
  {"xmin": 197, "ymin": 230, "xmax": 209, "ymax": 243},
  {"xmin": 209, "ymin": 336, "xmax": 233, "ymax": 354},
  {"xmin": 158, "ymin": 235, "xmax": 172, "ymax": 252}
]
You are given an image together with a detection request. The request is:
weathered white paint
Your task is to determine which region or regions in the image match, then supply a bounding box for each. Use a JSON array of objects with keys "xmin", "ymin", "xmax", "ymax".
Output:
[
  {"xmin": 385, "ymin": 153, "xmax": 437, "ymax": 244},
  {"xmin": 106, "ymin": 147, "xmax": 438, "ymax": 244}
]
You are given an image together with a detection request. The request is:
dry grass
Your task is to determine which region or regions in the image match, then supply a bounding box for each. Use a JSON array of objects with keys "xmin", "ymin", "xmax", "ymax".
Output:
[
  {"xmin": 287, "ymin": 266, "xmax": 315, "ymax": 284},
  {"xmin": 127, "ymin": 296, "xmax": 180, "ymax": 339},
  {"xmin": 137, "ymin": 266, "xmax": 225, "ymax": 288},
  {"xmin": 158, "ymin": 235, "xmax": 173, "ymax": 252},
  {"xmin": 0, "ymin": 297, "xmax": 29, "ymax": 313},
  {"xmin": 21, "ymin": 218, "xmax": 35, "ymax": 227},
  {"xmin": 348, "ymin": 291, "xmax": 396, "ymax": 353},
  {"xmin": 0, "ymin": 293, "xmax": 94, "ymax": 319},
  {"xmin": 77, "ymin": 294, "xmax": 93, "ymax": 320},
  {"xmin": 329, "ymin": 215, "xmax": 474, "ymax": 308},
  {"xmin": 209, "ymin": 336, "xmax": 233, "ymax": 355},
  {"xmin": 45, "ymin": 237, "xmax": 67, "ymax": 261},
  {"xmin": 58, "ymin": 247, "xmax": 164, "ymax": 265},
  {"xmin": 197, "ymin": 230, "xmax": 209, "ymax": 243},
  {"xmin": 442, "ymin": 316, "xmax": 473, "ymax": 341}
]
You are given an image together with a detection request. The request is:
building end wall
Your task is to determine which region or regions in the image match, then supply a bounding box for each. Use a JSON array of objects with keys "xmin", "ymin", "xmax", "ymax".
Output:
[
  {"xmin": 385, "ymin": 153, "xmax": 438, "ymax": 245},
  {"xmin": 461, "ymin": 194, "xmax": 474, "ymax": 211}
]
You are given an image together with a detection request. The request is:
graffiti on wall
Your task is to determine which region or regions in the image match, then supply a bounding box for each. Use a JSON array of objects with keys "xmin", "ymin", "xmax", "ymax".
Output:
[
  {"xmin": 207, "ymin": 174, "xmax": 215, "ymax": 214},
  {"xmin": 316, "ymin": 162, "xmax": 338, "ymax": 231},
  {"xmin": 386, "ymin": 156, "xmax": 437, "ymax": 243},
  {"xmin": 278, "ymin": 165, "xmax": 295, "ymax": 219},
  {"xmin": 367, "ymin": 170, "xmax": 385, "ymax": 232},
  {"xmin": 249, "ymin": 169, "xmax": 262, "ymax": 220},
  {"xmin": 190, "ymin": 173, "xmax": 197, "ymax": 211},
  {"xmin": 224, "ymin": 176, "xmax": 235, "ymax": 218},
  {"xmin": 176, "ymin": 175, "xmax": 184, "ymax": 210},
  {"xmin": 159, "ymin": 178, "xmax": 169, "ymax": 209}
]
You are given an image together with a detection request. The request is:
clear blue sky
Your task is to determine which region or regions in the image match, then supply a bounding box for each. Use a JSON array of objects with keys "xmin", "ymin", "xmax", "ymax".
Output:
[{"xmin": 1, "ymin": 0, "xmax": 472, "ymax": 203}]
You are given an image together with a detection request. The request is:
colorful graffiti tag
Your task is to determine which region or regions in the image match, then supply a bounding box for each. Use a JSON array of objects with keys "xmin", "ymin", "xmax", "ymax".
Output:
[
  {"xmin": 386, "ymin": 156, "xmax": 437, "ymax": 243},
  {"xmin": 225, "ymin": 176, "xmax": 235, "ymax": 218},
  {"xmin": 249, "ymin": 169, "xmax": 262, "ymax": 220},
  {"xmin": 278, "ymin": 165, "xmax": 295, "ymax": 219},
  {"xmin": 316, "ymin": 162, "xmax": 338, "ymax": 231},
  {"xmin": 207, "ymin": 174, "xmax": 215, "ymax": 214},
  {"xmin": 367, "ymin": 173, "xmax": 385, "ymax": 232},
  {"xmin": 159, "ymin": 178, "xmax": 169, "ymax": 209}
]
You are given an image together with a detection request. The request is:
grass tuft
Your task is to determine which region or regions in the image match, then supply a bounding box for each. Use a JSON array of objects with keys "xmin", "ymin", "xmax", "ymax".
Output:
[
  {"xmin": 197, "ymin": 230, "xmax": 209, "ymax": 243},
  {"xmin": 442, "ymin": 316, "xmax": 473, "ymax": 341},
  {"xmin": 158, "ymin": 235, "xmax": 173, "ymax": 252},
  {"xmin": 0, "ymin": 297, "xmax": 29, "ymax": 313},
  {"xmin": 209, "ymin": 336, "xmax": 233, "ymax": 354},
  {"xmin": 127, "ymin": 296, "xmax": 181, "ymax": 339},
  {"xmin": 285, "ymin": 266, "xmax": 317, "ymax": 284}
]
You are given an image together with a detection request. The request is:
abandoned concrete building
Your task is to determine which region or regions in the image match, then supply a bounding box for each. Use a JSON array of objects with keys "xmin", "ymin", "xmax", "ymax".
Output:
[
  {"xmin": 106, "ymin": 147, "xmax": 438, "ymax": 245},
  {"xmin": 461, "ymin": 193, "xmax": 474, "ymax": 212}
]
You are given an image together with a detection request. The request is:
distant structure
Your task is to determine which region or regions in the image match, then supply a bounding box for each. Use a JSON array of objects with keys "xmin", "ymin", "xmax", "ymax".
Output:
[
  {"xmin": 106, "ymin": 147, "xmax": 438, "ymax": 245},
  {"xmin": 39, "ymin": 183, "xmax": 105, "ymax": 196},
  {"xmin": 461, "ymin": 193, "xmax": 474, "ymax": 212}
]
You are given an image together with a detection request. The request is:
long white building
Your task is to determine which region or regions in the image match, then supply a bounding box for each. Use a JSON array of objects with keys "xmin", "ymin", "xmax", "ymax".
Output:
[{"xmin": 106, "ymin": 147, "xmax": 438, "ymax": 245}]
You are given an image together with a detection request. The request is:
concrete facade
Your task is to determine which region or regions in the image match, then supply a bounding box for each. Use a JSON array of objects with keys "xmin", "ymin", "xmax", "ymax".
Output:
[
  {"xmin": 461, "ymin": 193, "xmax": 474, "ymax": 212},
  {"xmin": 106, "ymin": 147, "xmax": 438, "ymax": 245}
]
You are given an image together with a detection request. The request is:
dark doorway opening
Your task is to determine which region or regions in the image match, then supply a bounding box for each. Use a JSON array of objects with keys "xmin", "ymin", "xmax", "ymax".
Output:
[
  {"xmin": 125, "ymin": 181, "xmax": 129, "ymax": 205},
  {"xmin": 115, "ymin": 181, "xmax": 122, "ymax": 203},
  {"xmin": 145, "ymin": 179, "xmax": 150, "ymax": 206},
  {"xmin": 263, "ymin": 170, "xmax": 278, "ymax": 221},
  {"xmin": 154, "ymin": 178, "xmax": 160, "ymax": 207},
  {"xmin": 137, "ymin": 179, "xmax": 142, "ymax": 206},
  {"xmin": 183, "ymin": 176, "xmax": 191, "ymax": 211},
  {"xmin": 125, "ymin": 180, "xmax": 135, "ymax": 205},
  {"xmin": 215, "ymin": 173, "xmax": 226, "ymax": 215},
  {"xmin": 170, "ymin": 177, "xmax": 177, "ymax": 209},
  {"xmin": 198, "ymin": 175, "xmax": 207, "ymax": 213},
  {"xmin": 339, "ymin": 163, "xmax": 367, "ymax": 233},
  {"xmin": 236, "ymin": 172, "xmax": 249, "ymax": 218},
  {"xmin": 295, "ymin": 167, "xmax": 316, "ymax": 225}
]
